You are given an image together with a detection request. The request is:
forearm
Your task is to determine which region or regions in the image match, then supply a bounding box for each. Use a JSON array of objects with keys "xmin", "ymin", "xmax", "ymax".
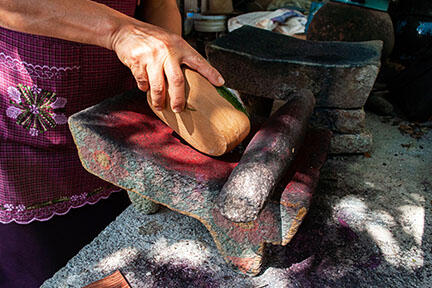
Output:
[
  {"xmin": 137, "ymin": 0, "xmax": 181, "ymax": 35},
  {"xmin": 0, "ymin": 0, "xmax": 136, "ymax": 49}
]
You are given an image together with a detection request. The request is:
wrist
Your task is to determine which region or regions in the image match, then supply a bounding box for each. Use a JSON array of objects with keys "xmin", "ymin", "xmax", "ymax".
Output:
[{"xmin": 97, "ymin": 6, "xmax": 133, "ymax": 50}]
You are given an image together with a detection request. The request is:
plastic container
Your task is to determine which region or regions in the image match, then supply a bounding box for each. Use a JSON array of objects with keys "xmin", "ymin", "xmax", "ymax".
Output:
[
  {"xmin": 184, "ymin": 11, "xmax": 195, "ymax": 36},
  {"xmin": 193, "ymin": 14, "xmax": 227, "ymax": 33}
]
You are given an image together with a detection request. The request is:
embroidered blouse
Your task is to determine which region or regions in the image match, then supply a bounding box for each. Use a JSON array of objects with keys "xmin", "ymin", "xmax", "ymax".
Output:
[{"xmin": 0, "ymin": 0, "xmax": 137, "ymax": 223}]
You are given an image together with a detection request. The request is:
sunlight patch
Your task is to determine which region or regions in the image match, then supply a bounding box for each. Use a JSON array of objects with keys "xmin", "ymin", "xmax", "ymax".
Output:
[
  {"xmin": 148, "ymin": 237, "xmax": 210, "ymax": 267},
  {"xmin": 95, "ymin": 247, "xmax": 140, "ymax": 273}
]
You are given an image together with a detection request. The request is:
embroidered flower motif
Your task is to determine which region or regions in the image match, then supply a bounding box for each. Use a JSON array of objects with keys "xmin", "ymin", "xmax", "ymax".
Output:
[
  {"xmin": 6, "ymin": 84, "xmax": 67, "ymax": 136},
  {"xmin": 3, "ymin": 203, "xmax": 14, "ymax": 212},
  {"xmin": 16, "ymin": 204, "xmax": 26, "ymax": 212},
  {"xmin": 70, "ymin": 193, "xmax": 87, "ymax": 202}
]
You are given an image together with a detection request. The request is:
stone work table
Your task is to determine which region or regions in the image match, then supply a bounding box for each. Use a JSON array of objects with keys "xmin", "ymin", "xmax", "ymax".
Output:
[{"xmin": 68, "ymin": 89, "xmax": 331, "ymax": 275}]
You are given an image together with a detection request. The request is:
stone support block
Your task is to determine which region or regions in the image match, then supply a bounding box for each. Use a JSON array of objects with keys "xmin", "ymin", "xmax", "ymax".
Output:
[
  {"xmin": 206, "ymin": 26, "xmax": 382, "ymax": 109},
  {"xmin": 310, "ymin": 108, "xmax": 365, "ymax": 134},
  {"xmin": 330, "ymin": 130, "xmax": 373, "ymax": 154}
]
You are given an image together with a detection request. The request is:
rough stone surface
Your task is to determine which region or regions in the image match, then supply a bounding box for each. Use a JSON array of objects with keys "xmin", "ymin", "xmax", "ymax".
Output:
[
  {"xmin": 206, "ymin": 26, "xmax": 382, "ymax": 109},
  {"xmin": 216, "ymin": 90, "xmax": 315, "ymax": 223},
  {"xmin": 67, "ymin": 88, "xmax": 331, "ymax": 275},
  {"xmin": 330, "ymin": 130, "xmax": 373, "ymax": 154},
  {"xmin": 44, "ymin": 113, "xmax": 432, "ymax": 288},
  {"xmin": 127, "ymin": 191, "xmax": 160, "ymax": 215},
  {"xmin": 307, "ymin": 2, "xmax": 395, "ymax": 58},
  {"xmin": 311, "ymin": 108, "xmax": 366, "ymax": 134}
]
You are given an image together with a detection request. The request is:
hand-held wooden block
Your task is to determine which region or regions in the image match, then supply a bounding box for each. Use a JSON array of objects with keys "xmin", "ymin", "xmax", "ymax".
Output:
[{"xmin": 147, "ymin": 69, "xmax": 250, "ymax": 156}]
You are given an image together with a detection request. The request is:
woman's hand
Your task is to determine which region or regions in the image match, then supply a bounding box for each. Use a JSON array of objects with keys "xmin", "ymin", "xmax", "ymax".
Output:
[{"xmin": 111, "ymin": 23, "xmax": 225, "ymax": 113}]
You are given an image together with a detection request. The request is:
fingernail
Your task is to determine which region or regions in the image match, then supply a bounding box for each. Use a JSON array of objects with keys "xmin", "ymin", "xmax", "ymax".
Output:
[
  {"xmin": 173, "ymin": 107, "xmax": 182, "ymax": 113},
  {"xmin": 154, "ymin": 106, "xmax": 163, "ymax": 111},
  {"xmin": 217, "ymin": 75, "xmax": 225, "ymax": 86}
]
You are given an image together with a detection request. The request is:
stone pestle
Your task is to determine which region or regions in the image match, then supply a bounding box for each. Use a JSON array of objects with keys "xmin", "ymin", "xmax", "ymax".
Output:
[{"xmin": 216, "ymin": 89, "xmax": 315, "ymax": 223}]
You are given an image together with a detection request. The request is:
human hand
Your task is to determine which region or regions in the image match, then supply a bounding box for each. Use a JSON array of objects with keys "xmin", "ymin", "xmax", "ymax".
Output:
[{"xmin": 111, "ymin": 22, "xmax": 225, "ymax": 113}]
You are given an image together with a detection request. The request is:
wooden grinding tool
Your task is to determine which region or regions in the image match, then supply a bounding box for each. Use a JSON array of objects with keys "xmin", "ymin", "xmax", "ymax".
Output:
[{"xmin": 147, "ymin": 69, "xmax": 250, "ymax": 156}]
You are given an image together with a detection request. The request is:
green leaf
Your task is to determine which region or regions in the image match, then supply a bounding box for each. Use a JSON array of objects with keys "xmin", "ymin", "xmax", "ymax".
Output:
[{"xmin": 216, "ymin": 86, "xmax": 249, "ymax": 118}]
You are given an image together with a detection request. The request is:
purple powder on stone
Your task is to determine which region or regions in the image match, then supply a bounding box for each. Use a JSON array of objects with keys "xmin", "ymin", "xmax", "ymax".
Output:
[{"xmin": 337, "ymin": 217, "xmax": 359, "ymax": 242}]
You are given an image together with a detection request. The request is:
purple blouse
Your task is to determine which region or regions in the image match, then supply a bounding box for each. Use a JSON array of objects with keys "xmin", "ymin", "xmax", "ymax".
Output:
[{"xmin": 0, "ymin": 0, "xmax": 137, "ymax": 223}]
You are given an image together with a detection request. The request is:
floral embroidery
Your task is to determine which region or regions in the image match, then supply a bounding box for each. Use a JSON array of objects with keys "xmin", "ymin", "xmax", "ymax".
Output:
[
  {"xmin": 70, "ymin": 193, "xmax": 88, "ymax": 202},
  {"xmin": 6, "ymin": 84, "xmax": 67, "ymax": 136},
  {"xmin": 0, "ymin": 203, "xmax": 27, "ymax": 212},
  {"xmin": 0, "ymin": 187, "xmax": 121, "ymax": 224},
  {"xmin": 16, "ymin": 204, "xmax": 26, "ymax": 212},
  {"xmin": 0, "ymin": 186, "xmax": 107, "ymax": 212},
  {"xmin": 3, "ymin": 203, "xmax": 14, "ymax": 212}
]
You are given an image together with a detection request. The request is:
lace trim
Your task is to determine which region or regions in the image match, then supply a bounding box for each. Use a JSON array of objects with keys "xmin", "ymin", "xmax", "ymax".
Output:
[
  {"xmin": 0, "ymin": 188, "xmax": 123, "ymax": 224},
  {"xmin": 0, "ymin": 52, "xmax": 80, "ymax": 80}
]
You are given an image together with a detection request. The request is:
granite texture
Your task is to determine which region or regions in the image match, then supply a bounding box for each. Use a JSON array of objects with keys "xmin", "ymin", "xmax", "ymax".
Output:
[
  {"xmin": 206, "ymin": 26, "xmax": 382, "ymax": 109},
  {"xmin": 216, "ymin": 90, "xmax": 315, "ymax": 223},
  {"xmin": 330, "ymin": 130, "xmax": 373, "ymax": 154},
  {"xmin": 44, "ymin": 113, "xmax": 432, "ymax": 288},
  {"xmin": 68, "ymin": 88, "xmax": 331, "ymax": 275},
  {"xmin": 127, "ymin": 191, "xmax": 160, "ymax": 215},
  {"xmin": 311, "ymin": 108, "xmax": 366, "ymax": 134}
]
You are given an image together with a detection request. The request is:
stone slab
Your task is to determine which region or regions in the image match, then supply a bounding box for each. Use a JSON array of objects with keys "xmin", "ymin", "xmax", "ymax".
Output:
[
  {"xmin": 330, "ymin": 130, "xmax": 373, "ymax": 154},
  {"xmin": 206, "ymin": 26, "xmax": 382, "ymax": 109},
  {"xmin": 310, "ymin": 108, "xmax": 366, "ymax": 134},
  {"xmin": 68, "ymin": 88, "xmax": 331, "ymax": 275}
]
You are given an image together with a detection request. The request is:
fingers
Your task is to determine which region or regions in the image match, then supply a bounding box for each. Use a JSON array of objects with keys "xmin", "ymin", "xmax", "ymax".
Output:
[
  {"xmin": 182, "ymin": 52, "xmax": 225, "ymax": 87},
  {"xmin": 147, "ymin": 64, "xmax": 166, "ymax": 111},
  {"xmin": 164, "ymin": 57, "xmax": 185, "ymax": 113},
  {"xmin": 130, "ymin": 63, "xmax": 149, "ymax": 92}
]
